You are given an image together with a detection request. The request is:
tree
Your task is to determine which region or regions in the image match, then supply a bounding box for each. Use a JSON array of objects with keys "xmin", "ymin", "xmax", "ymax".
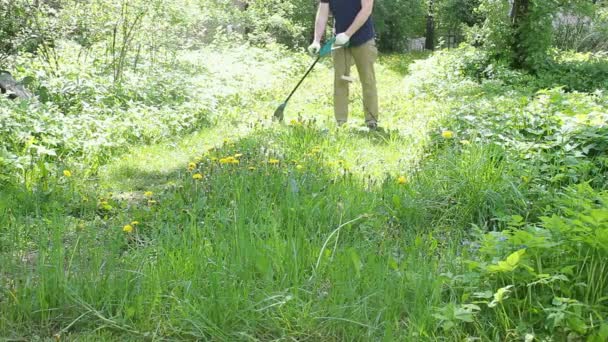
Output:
[
  {"xmin": 479, "ymin": 0, "xmax": 595, "ymax": 70},
  {"xmin": 425, "ymin": 0, "xmax": 436, "ymax": 50},
  {"xmin": 435, "ymin": 0, "xmax": 482, "ymax": 47}
]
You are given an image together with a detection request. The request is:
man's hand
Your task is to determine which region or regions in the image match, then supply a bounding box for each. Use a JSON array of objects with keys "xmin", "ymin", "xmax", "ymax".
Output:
[
  {"xmin": 308, "ymin": 41, "xmax": 321, "ymax": 55},
  {"xmin": 335, "ymin": 33, "xmax": 350, "ymax": 46}
]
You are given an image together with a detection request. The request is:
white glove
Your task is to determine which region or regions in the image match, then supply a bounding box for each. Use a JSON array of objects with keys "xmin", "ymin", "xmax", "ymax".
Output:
[
  {"xmin": 308, "ymin": 41, "xmax": 321, "ymax": 55},
  {"xmin": 335, "ymin": 33, "xmax": 350, "ymax": 46}
]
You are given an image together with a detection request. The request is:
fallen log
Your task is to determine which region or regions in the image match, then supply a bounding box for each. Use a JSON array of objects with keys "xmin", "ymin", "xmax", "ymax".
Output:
[{"xmin": 0, "ymin": 71, "xmax": 33, "ymax": 100}]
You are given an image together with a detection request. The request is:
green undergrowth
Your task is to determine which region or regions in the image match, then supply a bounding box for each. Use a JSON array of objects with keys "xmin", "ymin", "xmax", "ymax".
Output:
[
  {"xmin": 0, "ymin": 123, "xmax": 520, "ymax": 340},
  {"xmin": 0, "ymin": 41, "xmax": 301, "ymax": 186},
  {"xmin": 1, "ymin": 45, "xmax": 608, "ymax": 340}
]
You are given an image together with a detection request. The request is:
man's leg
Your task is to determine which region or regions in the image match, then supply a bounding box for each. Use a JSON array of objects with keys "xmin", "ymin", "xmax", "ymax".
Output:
[
  {"xmin": 350, "ymin": 39, "xmax": 379, "ymax": 126},
  {"xmin": 332, "ymin": 46, "xmax": 352, "ymax": 125}
]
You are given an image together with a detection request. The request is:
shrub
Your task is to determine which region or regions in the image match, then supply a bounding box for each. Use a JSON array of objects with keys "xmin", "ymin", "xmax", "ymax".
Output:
[{"xmin": 447, "ymin": 184, "xmax": 608, "ymax": 340}]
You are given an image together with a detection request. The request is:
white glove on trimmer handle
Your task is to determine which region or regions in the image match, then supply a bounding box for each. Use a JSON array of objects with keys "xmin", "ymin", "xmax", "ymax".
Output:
[
  {"xmin": 308, "ymin": 41, "xmax": 321, "ymax": 55},
  {"xmin": 335, "ymin": 33, "xmax": 350, "ymax": 46}
]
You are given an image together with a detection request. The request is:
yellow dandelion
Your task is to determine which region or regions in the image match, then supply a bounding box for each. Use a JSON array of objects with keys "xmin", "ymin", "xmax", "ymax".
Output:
[
  {"xmin": 123, "ymin": 224, "xmax": 133, "ymax": 233},
  {"xmin": 63, "ymin": 170, "xmax": 72, "ymax": 177},
  {"xmin": 193, "ymin": 173, "xmax": 203, "ymax": 180},
  {"xmin": 188, "ymin": 162, "xmax": 197, "ymax": 171},
  {"xmin": 296, "ymin": 164, "xmax": 304, "ymax": 170},
  {"xmin": 397, "ymin": 176, "xmax": 408, "ymax": 185},
  {"xmin": 144, "ymin": 191, "xmax": 153, "ymax": 198},
  {"xmin": 234, "ymin": 153, "xmax": 243, "ymax": 158},
  {"xmin": 131, "ymin": 221, "xmax": 140, "ymax": 225},
  {"xmin": 441, "ymin": 130, "xmax": 454, "ymax": 139},
  {"xmin": 268, "ymin": 159, "xmax": 280, "ymax": 165},
  {"xmin": 99, "ymin": 201, "xmax": 113, "ymax": 210},
  {"xmin": 219, "ymin": 158, "xmax": 229, "ymax": 164}
]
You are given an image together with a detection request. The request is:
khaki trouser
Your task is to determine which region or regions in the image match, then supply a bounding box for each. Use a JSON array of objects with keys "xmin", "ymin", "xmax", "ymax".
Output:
[{"xmin": 332, "ymin": 39, "xmax": 378, "ymax": 125}]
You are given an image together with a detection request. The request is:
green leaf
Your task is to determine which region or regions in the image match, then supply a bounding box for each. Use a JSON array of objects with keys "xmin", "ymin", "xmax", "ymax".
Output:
[
  {"xmin": 488, "ymin": 285, "xmax": 514, "ymax": 308},
  {"xmin": 349, "ymin": 248, "xmax": 362, "ymax": 278},
  {"xmin": 487, "ymin": 249, "xmax": 526, "ymax": 273}
]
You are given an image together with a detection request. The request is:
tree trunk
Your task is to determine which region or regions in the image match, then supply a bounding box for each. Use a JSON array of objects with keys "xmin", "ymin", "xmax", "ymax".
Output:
[
  {"xmin": 425, "ymin": 0, "xmax": 435, "ymax": 50},
  {"xmin": 510, "ymin": 0, "xmax": 531, "ymax": 68}
]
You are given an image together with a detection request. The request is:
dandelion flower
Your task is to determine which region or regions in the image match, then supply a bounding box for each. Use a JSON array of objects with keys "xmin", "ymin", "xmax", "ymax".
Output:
[
  {"xmin": 193, "ymin": 173, "xmax": 203, "ymax": 180},
  {"xmin": 99, "ymin": 201, "xmax": 113, "ymax": 210},
  {"xmin": 144, "ymin": 191, "xmax": 153, "ymax": 198},
  {"xmin": 188, "ymin": 162, "xmax": 197, "ymax": 171},
  {"xmin": 234, "ymin": 153, "xmax": 243, "ymax": 158},
  {"xmin": 397, "ymin": 176, "xmax": 407, "ymax": 184},
  {"xmin": 441, "ymin": 130, "xmax": 454, "ymax": 139},
  {"xmin": 63, "ymin": 170, "xmax": 72, "ymax": 177},
  {"xmin": 268, "ymin": 159, "xmax": 280, "ymax": 165},
  {"xmin": 131, "ymin": 221, "xmax": 140, "ymax": 225},
  {"xmin": 221, "ymin": 156, "xmax": 239, "ymax": 164},
  {"xmin": 123, "ymin": 224, "xmax": 133, "ymax": 233}
]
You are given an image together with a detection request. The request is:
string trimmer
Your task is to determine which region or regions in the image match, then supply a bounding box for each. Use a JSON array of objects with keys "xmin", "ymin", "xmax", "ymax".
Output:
[{"xmin": 273, "ymin": 38, "xmax": 338, "ymax": 122}]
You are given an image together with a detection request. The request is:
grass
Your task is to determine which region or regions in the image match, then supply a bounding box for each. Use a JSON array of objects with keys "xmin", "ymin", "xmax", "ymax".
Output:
[
  {"xmin": 1, "ymin": 48, "xmax": 455, "ymax": 340},
  {"xmin": 1, "ymin": 46, "xmax": 607, "ymax": 340}
]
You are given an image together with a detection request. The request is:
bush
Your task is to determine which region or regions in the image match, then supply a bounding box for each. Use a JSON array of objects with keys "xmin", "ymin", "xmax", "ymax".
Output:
[
  {"xmin": 447, "ymin": 184, "xmax": 608, "ymax": 340},
  {"xmin": 374, "ymin": 0, "xmax": 426, "ymax": 51}
]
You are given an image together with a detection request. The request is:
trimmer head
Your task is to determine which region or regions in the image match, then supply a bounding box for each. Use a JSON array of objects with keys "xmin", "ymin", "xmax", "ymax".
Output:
[{"xmin": 273, "ymin": 102, "xmax": 286, "ymax": 122}]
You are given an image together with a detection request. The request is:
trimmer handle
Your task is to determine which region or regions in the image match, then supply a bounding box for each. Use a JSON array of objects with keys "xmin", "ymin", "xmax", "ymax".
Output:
[{"xmin": 319, "ymin": 38, "xmax": 336, "ymax": 57}]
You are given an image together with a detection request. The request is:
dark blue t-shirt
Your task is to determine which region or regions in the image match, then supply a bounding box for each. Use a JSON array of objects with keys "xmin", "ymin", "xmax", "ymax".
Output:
[{"xmin": 320, "ymin": 0, "xmax": 375, "ymax": 46}]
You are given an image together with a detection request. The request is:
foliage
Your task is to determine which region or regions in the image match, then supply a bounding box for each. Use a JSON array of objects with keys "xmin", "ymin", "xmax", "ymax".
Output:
[
  {"xmin": 476, "ymin": 0, "xmax": 601, "ymax": 70},
  {"xmin": 553, "ymin": 5, "xmax": 608, "ymax": 52},
  {"xmin": 434, "ymin": 0, "xmax": 483, "ymax": 47},
  {"xmin": 0, "ymin": 43, "xmax": 296, "ymax": 186},
  {"xmin": 447, "ymin": 184, "xmax": 608, "ymax": 339},
  {"xmin": 1, "ymin": 1, "xmax": 608, "ymax": 340},
  {"xmin": 0, "ymin": 1, "xmax": 61, "ymax": 69},
  {"xmin": 404, "ymin": 43, "xmax": 608, "ymax": 340},
  {"xmin": 374, "ymin": 0, "xmax": 427, "ymax": 51},
  {"xmin": 243, "ymin": 0, "xmax": 317, "ymax": 48}
]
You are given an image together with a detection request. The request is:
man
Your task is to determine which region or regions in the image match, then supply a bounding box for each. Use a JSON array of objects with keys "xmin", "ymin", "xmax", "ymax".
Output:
[{"xmin": 308, "ymin": 0, "xmax": 378, "ymax": 129}]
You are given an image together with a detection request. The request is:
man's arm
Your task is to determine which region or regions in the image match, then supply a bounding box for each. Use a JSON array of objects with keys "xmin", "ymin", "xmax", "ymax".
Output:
[
  {"xmin": 344, "ymin": 0, "xmax": 374, "ymax": 37},
  {"xmin": 313, "ymin": 3, "xmax": 330, "ymax": 43}
]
